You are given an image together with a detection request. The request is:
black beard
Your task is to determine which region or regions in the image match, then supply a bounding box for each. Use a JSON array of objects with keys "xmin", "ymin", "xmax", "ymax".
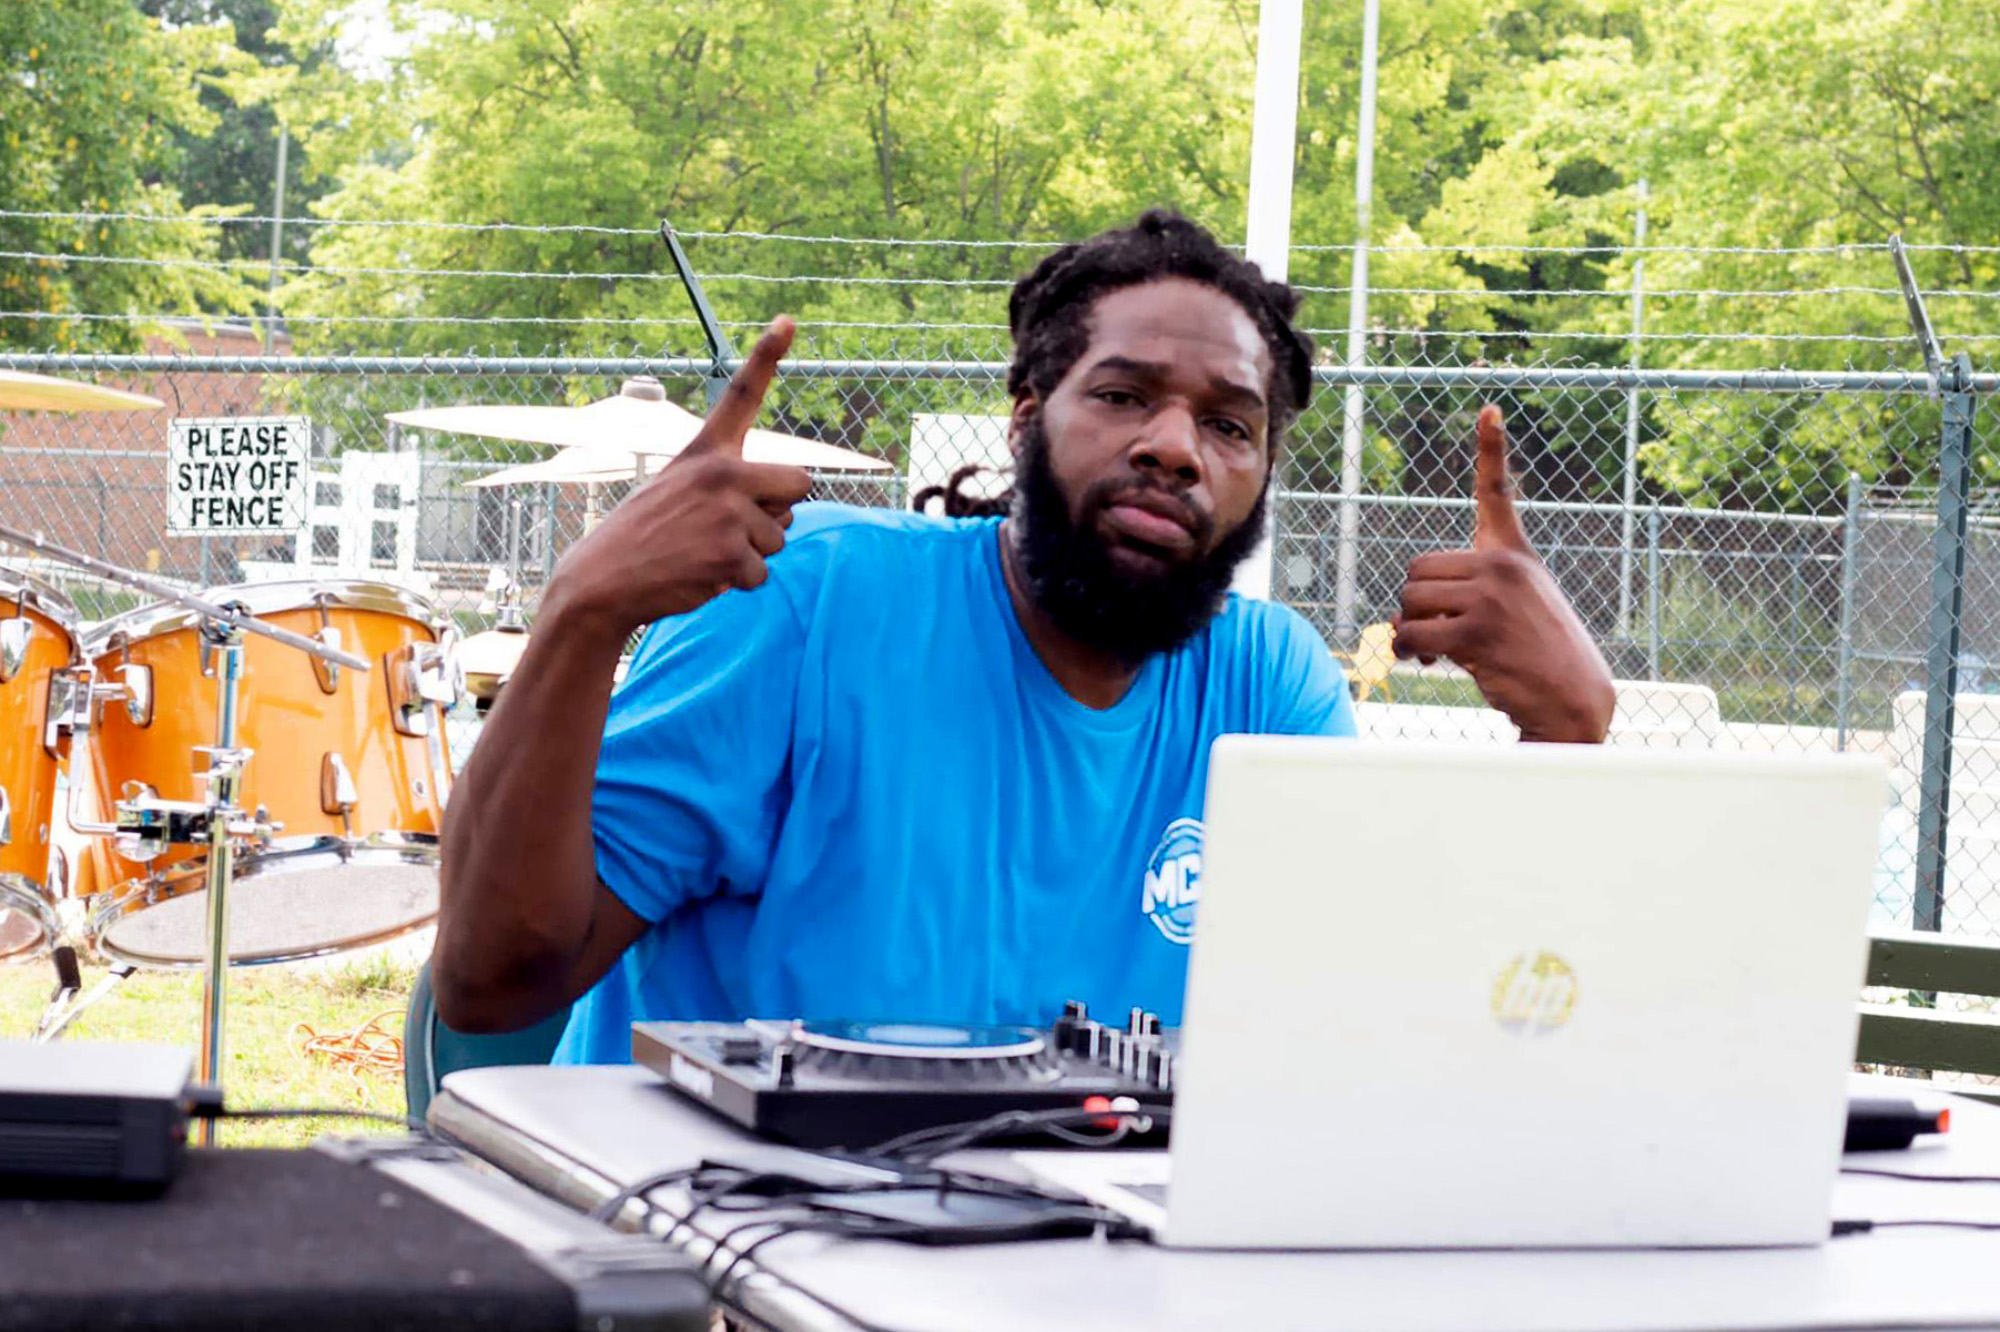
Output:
[{"xmin": 1008, "ymin": 411, "xmax": 1269, "ymax": 666}]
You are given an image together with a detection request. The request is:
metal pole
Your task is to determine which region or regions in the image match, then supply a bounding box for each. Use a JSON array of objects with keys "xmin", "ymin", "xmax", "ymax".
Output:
[
  {"xmin": 1914, "ymin": 352, "xmax": 1978, "ymax": 934},
  {"xmin": 194, "ymin": 627, "xmax": 246, "ymax": 1145},
  {"xmin": 1646, "ymin": 507, "xmax": 1662, "ymax": 681},
  {"xmin": 540, "ymin": 482, "xmax": 557, "ymax": 581},
  {"xmin": 1331, "ymin": 0, "xmax": 1381, "ymax": 639},
  {"xmin": 1836, "ymin": 471, "xmax": 1863, "ymax": 752},
  {"xmin": 1231, "ymin": 0, "xmax": 1306, "ymax": 603},
  {"xmin": 505, "ymin": 492, "xmax": 522, "ymax": 585},
  {"xmin": 1617, "ymin": 179, "xmax": 1649, "ymax": 633},
  {"xmin": 264, "ymin": 125, "xmax": 288, "ymax": 355}
]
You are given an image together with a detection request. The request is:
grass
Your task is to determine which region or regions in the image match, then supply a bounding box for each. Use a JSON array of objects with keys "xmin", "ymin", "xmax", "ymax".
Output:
[{"xmin": 0, "ymin": 953, "xmax": 418, "ymax": 1148}]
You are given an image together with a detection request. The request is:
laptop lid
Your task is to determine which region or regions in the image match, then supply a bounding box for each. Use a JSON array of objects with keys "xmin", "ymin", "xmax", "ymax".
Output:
[{"xmin": 1162, "ymin": 737, "xmax": 1886, "ymax": 1250}]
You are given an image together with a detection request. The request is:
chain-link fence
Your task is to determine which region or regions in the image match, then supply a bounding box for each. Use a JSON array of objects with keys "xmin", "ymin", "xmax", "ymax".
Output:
[{"xmin": 1, "ymin": 336, "xmax": 1994, "ymax": 937}]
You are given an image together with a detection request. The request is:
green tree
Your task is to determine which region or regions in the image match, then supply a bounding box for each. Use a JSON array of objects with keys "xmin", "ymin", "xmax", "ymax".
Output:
[
  {"xmin": 1516, "ymin": 0, "xmax": 2000, "ymax": 507},
  {"xmin": 138, "ymin": 0, "xmax": 333, "ymax": 265},
  {"xmin": 0, "ymin": 0, "xmax": 260, "ymax": 350},
  {"xmin": 1283, "ymin": 0, "xmax": 1651, "ymax": 504},
  {"xmin": 269, "ymin": 0, "xmax": 1258, "ymax": 359}
]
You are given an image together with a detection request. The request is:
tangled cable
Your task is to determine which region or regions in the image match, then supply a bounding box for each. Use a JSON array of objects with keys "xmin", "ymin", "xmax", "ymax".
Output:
[{"xmin": 291, "ymin": 1009, "xmax": 406, "ymax": 1085}]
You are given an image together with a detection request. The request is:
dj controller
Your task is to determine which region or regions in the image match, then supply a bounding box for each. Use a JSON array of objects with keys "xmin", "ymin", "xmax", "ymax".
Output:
[{"xmin": 633, "ymin": 1001, "xmax": 1175, "ymax": 1149}]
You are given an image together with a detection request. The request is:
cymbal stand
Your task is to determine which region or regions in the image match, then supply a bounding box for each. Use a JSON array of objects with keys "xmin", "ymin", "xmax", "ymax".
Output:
[
  {"xmin": 31, "ymin": 944, "xmax": 83, "ymax": 1041},
  {"xmin": 61, "ymin": 616, "xmax": 269, "ymax": 1139},
  {"xmin": 192, "ymin": 618, "xmax": 249, "ymax": 1144},
  {"xmin": 34, "ymin": 956, "xmax": 136, "ymax": 1042}
]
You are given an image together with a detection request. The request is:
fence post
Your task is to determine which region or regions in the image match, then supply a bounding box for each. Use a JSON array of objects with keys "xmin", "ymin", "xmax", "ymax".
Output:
[
  {"xmin": 1836, "ymin": 471, "xmax": 1863, "ymax": 751},
  {"xmin": 1617, "ymin": 178, "xmax": 1649, "ymax": 633},
  {"xmin": 1914, "ymin": 353, "xmax": 1979, "ymax": 934},
  {"xmin": 505, "ymin": 492, "xmax": 522, "ymax": 584},
  {"xmin": 1646, "ymin": 506, "xmax": 1662, "ymax": 681},
  {"xmin": 539, "ymin": 482, "xmax": 557, "ymax": 582}
]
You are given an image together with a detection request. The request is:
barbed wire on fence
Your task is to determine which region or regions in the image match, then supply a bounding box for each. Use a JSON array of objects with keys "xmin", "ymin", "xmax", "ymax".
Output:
[
  {"xmin": 9, "ymin": 209, "xmax": 2000, "ymax": 258},
  {"xmin": 9, "ymin": 246, "xmax": 1995, "ymax": 301},
  {"xmin": 18, "ymin": 311, "xmax": 2000, "ymax": 349}
]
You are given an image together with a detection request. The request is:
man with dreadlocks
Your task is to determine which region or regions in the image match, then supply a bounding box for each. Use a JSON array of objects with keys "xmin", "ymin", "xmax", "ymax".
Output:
[{"xmin": 435, "ymin": 211, "xmax": 1615, "ymax": 1053}]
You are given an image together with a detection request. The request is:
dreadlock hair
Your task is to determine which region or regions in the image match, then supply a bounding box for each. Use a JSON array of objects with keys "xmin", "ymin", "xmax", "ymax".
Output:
[
  {"xmin": 913, "ymin": 464, "xmax": 999, "ymax": 517},
  {"xmin": 924, "ymin": 209, "xmax": 1315, "ymax": 519}
]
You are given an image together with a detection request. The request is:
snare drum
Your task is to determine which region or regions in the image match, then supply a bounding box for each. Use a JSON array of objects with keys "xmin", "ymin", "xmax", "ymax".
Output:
[
  {"xmin": 79, "ymin": 580, "xmax": 456, "ymax": 967},
  {"xmin": 0, "ymin": 571, "xmax": 76, "ymax": 960}
]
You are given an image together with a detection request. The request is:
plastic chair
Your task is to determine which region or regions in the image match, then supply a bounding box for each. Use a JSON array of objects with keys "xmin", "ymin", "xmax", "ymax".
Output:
[
  {"xmin": 403, "ymin": 956, "xmax": 573, "ymax": 1121},
  {"xmin": 1333, "ymin": 621, "xmax": 1399, "ymax": 704}
]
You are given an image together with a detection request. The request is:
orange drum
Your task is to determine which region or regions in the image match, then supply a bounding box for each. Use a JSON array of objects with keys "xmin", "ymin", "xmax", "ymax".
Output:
[
  {"xmin": 78, "ymin": 580, "xmax": 456, "ymax": 967},
  {"xmin": 0, "ymin": 572, "xmax": 77, "ymax": 961}
]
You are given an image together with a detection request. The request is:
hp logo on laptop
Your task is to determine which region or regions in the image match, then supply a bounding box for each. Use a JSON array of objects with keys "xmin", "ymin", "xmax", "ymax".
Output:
[{"xmin": 1490, "ymin": 950, "xmax": 1578, "ymax": 1035}]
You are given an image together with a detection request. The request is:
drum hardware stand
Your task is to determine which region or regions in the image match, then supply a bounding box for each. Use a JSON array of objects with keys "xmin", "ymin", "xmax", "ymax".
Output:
[
  {"xmin": 32, "ymin": 943, "xmax": 81, "ymax": 1040},
  {"xmin": 192, "ymin": 619, "xmax": 249, "ymax": 1144},
  {"xmin": 33, "ymin": 953, "xmax": 138, "ymax": 1044}
]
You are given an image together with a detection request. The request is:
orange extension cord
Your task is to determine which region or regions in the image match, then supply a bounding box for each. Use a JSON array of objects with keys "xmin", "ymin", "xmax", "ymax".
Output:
[{"xmin": 290, "ymin": 1009, "xmax": 406, "ymax": 1086}]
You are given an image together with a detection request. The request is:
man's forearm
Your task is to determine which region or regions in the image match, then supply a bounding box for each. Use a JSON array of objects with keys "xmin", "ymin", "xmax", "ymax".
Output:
[{"xmin": 434, "ymin": 600, "xmax": 629, "ymax": 1030}]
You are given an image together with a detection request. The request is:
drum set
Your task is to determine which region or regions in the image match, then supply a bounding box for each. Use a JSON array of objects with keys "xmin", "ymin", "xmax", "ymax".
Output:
[
  {"xmin": 0, "ymin": 524, "xmax": 460, "ymax": 1128},
  {"xmin": 0, "ymin": 391, "xmax": 464, "ymax": 1148}
]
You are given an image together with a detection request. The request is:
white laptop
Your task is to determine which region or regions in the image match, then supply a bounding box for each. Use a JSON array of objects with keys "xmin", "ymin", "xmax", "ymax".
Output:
[{"xmin": 1017, "ymin": 736, "xmax": 1887, "ymax": 1250}]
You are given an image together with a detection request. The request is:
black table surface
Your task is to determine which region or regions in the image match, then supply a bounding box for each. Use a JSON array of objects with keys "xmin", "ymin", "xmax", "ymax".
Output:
[{"xmin": 0, "ymin": 1146, "xmax": 589, "ymax": 1332}]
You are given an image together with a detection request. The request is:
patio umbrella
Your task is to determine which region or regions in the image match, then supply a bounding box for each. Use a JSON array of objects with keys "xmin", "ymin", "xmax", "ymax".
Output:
[{"xmin": 464, "ymin": 448, "xmax": 667, "ymax": 489}]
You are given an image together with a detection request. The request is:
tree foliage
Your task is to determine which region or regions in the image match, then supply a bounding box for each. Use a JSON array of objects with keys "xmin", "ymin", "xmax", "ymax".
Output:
[
  {"xmin": 0, "ymin": 0, "xmax": 260, "ymax": 350},
  {"xmin": 136, "ymin": 0, "xmax": 332, "ymax": 264},
  {"xmin": 10, "ymin": 0, "xmax": 1998, "ymax": 506},
  {"xmin": 270, "ymin": 0, "xmax": 1260, "ymax": 360}
]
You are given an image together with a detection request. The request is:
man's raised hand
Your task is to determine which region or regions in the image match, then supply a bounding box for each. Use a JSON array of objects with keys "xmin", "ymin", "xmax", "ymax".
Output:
[
  {"xmin": 540, "ymin": 317, "xmax": 815, "ymax": 642},
  {"xmin": 1389, "ymin": 405, "xmax": 1615, "ymax": 744}
]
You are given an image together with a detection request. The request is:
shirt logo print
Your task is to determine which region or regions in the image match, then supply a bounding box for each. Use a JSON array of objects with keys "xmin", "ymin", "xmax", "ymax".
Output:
[{"xmin": 1142, "ymin": 817, "xmax": 1204, "ymax": 946}]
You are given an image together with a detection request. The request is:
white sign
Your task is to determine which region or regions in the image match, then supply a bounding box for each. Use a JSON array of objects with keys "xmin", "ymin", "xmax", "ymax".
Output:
[{"xmin": 168, "ymin": 416, "xmax": 311, "ymax": 535}]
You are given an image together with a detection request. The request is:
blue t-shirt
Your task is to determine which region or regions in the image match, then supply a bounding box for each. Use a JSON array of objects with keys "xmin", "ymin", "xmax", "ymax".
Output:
[{"xmin": 553, "ymin": 503, "xmax": 1355, "ymax": 1063}]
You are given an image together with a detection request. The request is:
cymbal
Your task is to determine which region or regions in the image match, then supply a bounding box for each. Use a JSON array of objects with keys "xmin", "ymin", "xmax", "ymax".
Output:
[
  {"xmin": 459, "ymin": 624, "xmax": 530, "ymax": 701},
  {"xmin": 0, "ymin": 368, "xmax": 164, "ymax": 413},
  {"xmin": 390, "ymin": 376, "xmax": 890, "ymax": 473}
]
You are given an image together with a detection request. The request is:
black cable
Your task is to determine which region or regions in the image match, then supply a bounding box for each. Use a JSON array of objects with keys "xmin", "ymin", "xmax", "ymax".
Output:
[
  {"xmin": 702, "ymin": 1218, "xmax": 898, "ymax": 1332},
  {"xmin": 1834, "ymin": 1218, "xmax": 2000, "ymax": 1236},
  {"xmin": 187, "ymin": 1103, "xmax": 428, "ymax": 1134},
  {"xmin": 609, "ymin": 1155, "xmax": 1147, "ymax": 1332},
  {"xmin": 1842, "ymin": 1168, "xmax": 2000, "ymax": 1184},
  {"xmin": 659, "ymin": 1170, "xmax": 822, "ymax": 1248},
  {"xmin": 706, "ymin": 1213, "xmax": 824, "ymax": 1298},
  {"xmin": 587, "ymin": 1165, "xmax": 705, "ymax": 1225}
]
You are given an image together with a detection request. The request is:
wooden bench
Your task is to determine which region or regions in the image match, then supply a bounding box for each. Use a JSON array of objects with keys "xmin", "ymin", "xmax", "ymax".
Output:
[{"xmin": 1857, "ymin": 930, "xmax": 2000, "ymax": 1103}]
